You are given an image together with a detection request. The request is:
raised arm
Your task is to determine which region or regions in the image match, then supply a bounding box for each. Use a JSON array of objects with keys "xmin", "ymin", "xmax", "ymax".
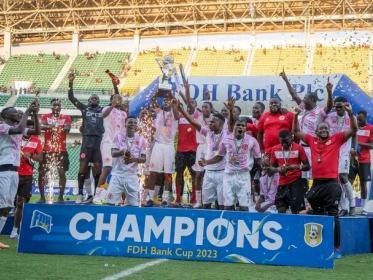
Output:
[
  {"xmin": 292, "ymin": 108, "xmax": 306, "ymax": 141},
  {"xmin": 343, "ymin": 103, "xmax": 358, "ymax": 140},
  {"xmin": 67, "ymin": 73, "xmax": 86, "ymax": 111},
  {"xmin": 324, "ymin": 78, "xmax": 333, "ymax": 113},
  {"xmin": 26, "ymin": 103, "xmax": 41, "ymax": 136},
  {"xmin": 178, "ymin": 103, "xmax": 201, "ymax": 131},
  {"xmin": 171, "ymin": 98, "xmax": 180, "ymax": 121},
  {"xmin": 224, "ymin": 97, "xmax": 235, "ymax": 133},
  {"xmin": 8, "ymin": 101, "xmax": 36, "ymax": 135},
  {"xmin": 280, "ymin": 70, "xmax": 302, "ymax": 105}
]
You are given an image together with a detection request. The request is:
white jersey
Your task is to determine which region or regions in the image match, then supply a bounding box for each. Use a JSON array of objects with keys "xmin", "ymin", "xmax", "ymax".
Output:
[
  {"xmin": 0, "ymin": 123, "xmax": 23, "ymax": 166},
  {"xmin": 325, "ymin": 111, "xmax": 352, "ymax": 156},
  {"xmin": 195, "ymin": 111, "xmax": 212, "ymax": 144},
  {"xmin": 153, "ymin": 108, "xmax": 177, "ymax": 145},
  {"xmin": 102, "ymin": 107, "xmax": 127, "ymax": 143},
  {"xmin": 111, "ymin": 133, "xmax": 146, "ymax": 175},
  {"xmin": 298, "ymin": 103, "xmax": 327, "ymax": 137}
]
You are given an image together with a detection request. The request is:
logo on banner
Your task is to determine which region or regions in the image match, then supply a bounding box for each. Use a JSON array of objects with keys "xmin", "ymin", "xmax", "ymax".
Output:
[
  {"xmin": 30, "ymin": 210, "xmax": 53, "ymax": 234},
  {"xmin": 304, "ymin": 223, "xmax": 323, "ymax": 247}
]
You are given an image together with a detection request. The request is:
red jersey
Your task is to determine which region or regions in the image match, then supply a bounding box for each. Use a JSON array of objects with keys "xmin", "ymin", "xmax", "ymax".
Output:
[
  {"xmin": 177, "ymin": 117, "xmax": 197, "ymax": 152},
  {"xmin": 246, "ymin": 123, "xmax": 258, "ymax": 138},
  {"xmin": 270, "ymin": 143, "xmax": 307, "ymax": 186},
  {"xmin": 19, "ymin": 135, "xmax": 43, "ymax": 176},
  {"xmin": 258, "ymin": 112, "xmax": 294, "ymax": 153},
  {"xmin": 41, "ymin": 113, "xmax": 72, "ymax": 153},
  {"xmin": 304, "ymin": 133, "xmax": 346, "ymax": 179},
  {"xmin": 357, "ymin": 124, "xmax": 373, "ymax": 163}
]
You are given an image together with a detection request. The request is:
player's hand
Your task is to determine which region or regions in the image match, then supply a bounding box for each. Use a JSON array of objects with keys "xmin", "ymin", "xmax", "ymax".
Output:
[
  {"xmin": 294, "ymin": 107, "xmax": 302, "ymax": 116},
  {"xmin": 287, "ymin": 164, "xmax": 300, "ymax": 171},
  {"xmin": 28, "ymin": 99, "xmax": 39, "ymax": 114},
  {"xmin": 198, "ymin": 158, "xmax": 207, "ymax": 167},
  {"xmin": 123, "ymin": 151, "xmax": 131, "ymax": 164},
  {"xmin": 279, "ymin": 165, "xmax": 287, "ymax": 175},
  {"xmin": 22, "ymin": 152, "xmax": 32, "ymax": 159},
  {"xmin": 326, "ymin": 77, "xmax": 333, "ymax": 94},
  {"xmin": 350, "ymin": 148, "xmax": 357, "ymax": 158},
  {"xmin": 279, "ymin": 69, "xmax": 287, "ymax": 80},
  {"xmin": 203, "ymin": 90, "xmax": 210, "ymax": 101},
  {"xmin": 68, "ymin": 72, "xmax": 75, "ymax": 83},
  {"xmin": 344, "ymin": 103, "xmax": 353, "ymax": 114},
  {"xmin": 224, "ymin": 96, "xmax": 235, "ymax": 111},
  {"xmin": 280, "ymin": 107, "xmax": 288, "ymax": 114}
]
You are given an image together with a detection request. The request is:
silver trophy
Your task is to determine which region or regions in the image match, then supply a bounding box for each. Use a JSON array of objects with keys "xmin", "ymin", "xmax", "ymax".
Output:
[{"xmin": 155, "ymin": 54, "xmax": 175, "ymax": 96}]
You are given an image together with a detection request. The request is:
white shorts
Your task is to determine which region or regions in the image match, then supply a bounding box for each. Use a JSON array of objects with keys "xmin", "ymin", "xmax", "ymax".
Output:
[
  {"xmin": 101, "ymin": 140, "xmax": 113, "ymax": 167},
  {"xmin": 141, "ymin": 145, "xmax": 153, "ymax": 176},
  {"xmin": 223, "ymin": 172, "xmax": 251, "ymax": 207},
  {"xmin": 0, "ymin": 171, "xmax": 19, "ymax": 209},
  {"xmin": 302, "ymin": 146, "xmax": 312, "ymax": 179},
  {"xmin": 106, "ymin": 174, "xmax": 139, "ymax": 206},
  {"xmin": 149, "ymin": 142, "xmax": 175, "ymax": 174},
  {"xmin": 338, "ymin": 153, "xmax": 350, "ymax": 174},
  {"xmin": 202, "ymin": 170, "xmax": 224, "ymax": 205},
  {"xmin": 192, "ymin": 143, "xmax": 206, "ymax": 172}
]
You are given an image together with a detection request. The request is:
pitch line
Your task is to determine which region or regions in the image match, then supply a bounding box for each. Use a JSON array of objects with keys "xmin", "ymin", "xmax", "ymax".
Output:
[{"xmin": 102, "ymin": 259, "xmax": 169, "ymax": 280}]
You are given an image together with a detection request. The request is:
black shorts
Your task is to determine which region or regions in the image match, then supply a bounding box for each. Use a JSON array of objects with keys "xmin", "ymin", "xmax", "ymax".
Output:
[
  {"xmin": 306, "ymin": 179, "xmax": 342, "ymax": 216},
  {"xmin": 175, "ymin": 151, "xmax": 196, "ymax": 173},
  {"xmin": 275, "ymin": 178, "xmax": 306, "ymax": 214},
  {"xmin": 39, "ymin": 152, "xmax": 69, "ymax": 173},
  {"xmin": 349, "ymin": 161, "xmax": 371, "ymax": 183},
  {"xmin": 80, "ymin": 136, "xmax": 102, "ymax": 163},
  {"xmin": 17, "ymin": 175, "xmax": 33, "ymax": 199}
]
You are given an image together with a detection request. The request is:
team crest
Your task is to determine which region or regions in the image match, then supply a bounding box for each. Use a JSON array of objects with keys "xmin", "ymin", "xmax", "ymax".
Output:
[
  {"xmin": 279, "ymin": 116, "xmax": 285, "ymax": 121},
  {"xmin": 304, "ymin": 223, "xmax": 323, "ymax": 247}
]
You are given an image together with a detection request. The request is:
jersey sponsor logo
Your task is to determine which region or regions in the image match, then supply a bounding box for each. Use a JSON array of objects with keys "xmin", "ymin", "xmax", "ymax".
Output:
[
  {"xmin": 86, "ymin": 111, "xmax": 103, "ymax": 118},
  {"xmin": 357, "ymin": 129, "xmax": 370, "ymax": 136},
  {"xmin": 22, "ymin": 141, "xmax": 38, "ymax": 149},
  {"xmin": 278, "ymin": 116, "xmax": 285, "ymax": 121},
  {"xmin": 274, "ymin": 150, "xmax": 299, "ymax": 159},
  {"xmin": 30, "ymin": 210, "xmax": 53, "ymax": 234},
  {"xmin": 304, "ymin": 223, "xmax": 323, "ymax": 248},
  {"xmin": 80, "ymin": 152, "xmax": 86, "ymax": 159}
]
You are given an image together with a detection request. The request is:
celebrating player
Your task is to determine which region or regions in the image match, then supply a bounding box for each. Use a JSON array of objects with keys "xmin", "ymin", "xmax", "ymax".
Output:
[
  {"xmin": 67, "ymin": 73, "xmax": 105, "ymax": 203},
  {"xmin": 269, "ymin": 130, "xmax": 310, "ymax": 213},
  {"xmin": 10, "ymin": 119, "xmax": 43, "ymax": 239},
  {"xmin": 106, "ymin": 116, "xmax": 146, "ymax": 206},
  {"xmin": 38, "ymin": 98, "xmax": 72, "ymax": 203},
  {"xmin": 326, "ymin": 97, "xmax": 356, "ymax": 216},
  {"xmin": 0, "ymin": 101, "xmax": 38, "ymax": 249}
]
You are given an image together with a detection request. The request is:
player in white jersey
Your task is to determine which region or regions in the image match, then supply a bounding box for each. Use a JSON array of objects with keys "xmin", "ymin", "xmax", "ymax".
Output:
[
  {"xmin": 146, "ymin": 95, "xmax": 179, "ymax": 207},
  {"xmin": 206, "ymin": 118, "xmax": 261, "ymax": 211},
  {"xmin": 326, "ymin": 96, "xmax": 357, "ymax": 216},
  {"xmin": 179, "ymin": 103, "xmax": 227, "ymax": 209},
  {"xmin": 191, "ymin": 102, "xmax": 213, "ymax": 208},
  {"xmin": 93, "ymin": 93, "xmax": 127, "ymax": 203},
  {"xmin": 280, "ymin": 71, "xmax": 333, "ymax": 180},
  {"xmin": 0, "ymin": 101, "xmax": 38, "ymax": 249},
  {"xmin": 106, "ymin": 116, "xmax": 146, "ymax": 206}
]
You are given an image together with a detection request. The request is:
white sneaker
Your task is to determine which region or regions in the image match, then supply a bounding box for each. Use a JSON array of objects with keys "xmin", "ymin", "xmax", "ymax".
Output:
[
  {"xmin": 93, "ymin": 188, "xmax": 108, "ymax": 205},
  {"xmin": 75, "ymin": 194, "xmax": 83, "ymax": 204},
  {"xmin": 193, "ymin": 202, "xmax": 202, "ymax": 209},
  {"xmin": 10, "ymin": 231, "xmax": 18, "ymax": 239}
]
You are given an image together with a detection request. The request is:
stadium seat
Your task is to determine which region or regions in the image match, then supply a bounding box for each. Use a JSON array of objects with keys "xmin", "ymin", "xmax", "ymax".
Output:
[
  {"xmin": 250, "ymin": 46, "xmax": 307, "ymax": 75},
  {"xmin": 122, "ymin": 49, "xmax": 190, "ymax": 95},
  {"xmin": 57, "ymin": 52, "xmax": 130, "ymax": 93},
  {"xmin": 189, "ymin": 49, "xmax": 248, "ymax": 76},
  {"xmin": 0, "ymin": 54, "xmax": 69, "ymax": 91},
  {"xmin": 312, "ymin": 46, "xmax": 370, "ymax": 93},
  {"xmin": 0, "ymin": 93, "xmax": 11, "ymax": 106}
]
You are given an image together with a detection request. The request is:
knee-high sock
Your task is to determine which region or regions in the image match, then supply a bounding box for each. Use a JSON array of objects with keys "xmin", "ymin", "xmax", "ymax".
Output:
[
  {"xmin": 339, "ymin": 186, "xmax": 348, "ymax": 211},
  {"xmin": 78, "ymin": 173, "xmax": 85, "ymax": 195},
  {"xmin": 0, "ymin": 217, "xmax": 7, "ymax": 234},
  {"xmin": 343, "ymin": 181, "xmax": 355, "ymax": 208}
]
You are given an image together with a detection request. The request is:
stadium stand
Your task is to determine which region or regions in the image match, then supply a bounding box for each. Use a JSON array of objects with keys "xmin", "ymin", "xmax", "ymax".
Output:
[
  {"xmin": 14, "ymin": 95, "xmax": 110, "ymax": 109},
  {"xmin": 0, "ymin": 93, "xmax": 11, "ymax": 106},
  {"xmin": 189, "ymin": 49, "xmax": 248, "ymax": 76},
  {"xmin": 122, "ymin": 49, "xmax": 190, "ymax": 95},
  {"xmin": 57, "ymin": 52, "xmax": 129, "ymax": 93},
  {"xmin": 0, "ymin": 54, "xmax": 68, "ymax": 91},
  {"xmin": 312, "ymin": 45, "xmax": 370, "ymax": 92},
  {"xmin": 250, "ymin": 46, "xmax": 307, "ymax": 75}
]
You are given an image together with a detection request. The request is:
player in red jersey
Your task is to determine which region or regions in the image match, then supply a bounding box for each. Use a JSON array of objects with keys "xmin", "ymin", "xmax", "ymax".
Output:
[
  {"xmin": 269, "ymin": 130, "xmax": 310, "ymax": 214},
  {"xmin": 10, "ymin": 119, "xmax": 43, "ymax": 239},
  {"xmin": 38, "ymin": 98, "xmax": 72, "ymax": 203},
  {"xmin": 349, "ymin": 110, "xmax": 373, "ymax": 210},
  {"xmin": 257, "ymin": 97, "xmax": 294, "ymax": 154},
  {"xmin": 293, "ymin": 103, "xmax": 357, "ymax": 216}
]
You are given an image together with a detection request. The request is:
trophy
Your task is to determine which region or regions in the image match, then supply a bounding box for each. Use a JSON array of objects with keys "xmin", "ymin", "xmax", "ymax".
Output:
[{"xmin": 155, "ymin": 54, "xmax": 176, "ymax": 96}]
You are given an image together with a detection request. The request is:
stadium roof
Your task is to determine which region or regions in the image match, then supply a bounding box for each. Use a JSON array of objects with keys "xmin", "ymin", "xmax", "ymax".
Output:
[{"xmin": 0, "ymin": 0, "xmax": 372, "ymax": 44}]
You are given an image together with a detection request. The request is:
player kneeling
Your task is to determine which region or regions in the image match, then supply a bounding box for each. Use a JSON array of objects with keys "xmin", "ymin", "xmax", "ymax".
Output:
[{"xmin": 106, "ymin": 117, "xmax": 146, "ymax": 206}]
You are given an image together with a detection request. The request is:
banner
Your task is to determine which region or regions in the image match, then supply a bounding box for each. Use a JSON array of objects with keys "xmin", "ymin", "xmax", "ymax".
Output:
[
  {"xmin": 129, "ymin": 74, "xmax": 373, "ymax": 124},
  {"xmin": 19, "ymin": 204, "xmax": 334, "ymax": 268}
]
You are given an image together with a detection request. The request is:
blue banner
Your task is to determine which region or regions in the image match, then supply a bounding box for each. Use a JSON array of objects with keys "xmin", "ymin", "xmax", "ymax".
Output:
[{"xmin": 19, "ymin": 204, "xmax": 334, "ymax": 268}]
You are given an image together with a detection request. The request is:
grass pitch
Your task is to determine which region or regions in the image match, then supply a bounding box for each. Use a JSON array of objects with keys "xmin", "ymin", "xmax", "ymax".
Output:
[{"xmin": 1, "ymin": 237, "xmax": 373, "ymax": 280}]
